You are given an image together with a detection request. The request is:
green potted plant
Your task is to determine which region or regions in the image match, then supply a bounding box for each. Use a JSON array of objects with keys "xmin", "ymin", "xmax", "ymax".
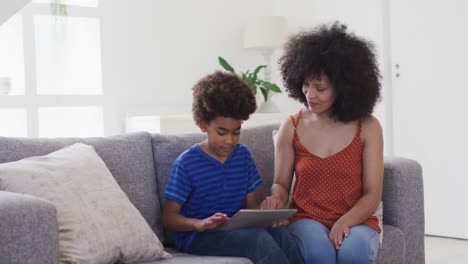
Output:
[
  {"xmin": 218, "ymin": 56, "xmax": 282, "ymax": 102},
  {"xmin": 50, "ymin": 0, "xmax": 67, "ymax": 16}
]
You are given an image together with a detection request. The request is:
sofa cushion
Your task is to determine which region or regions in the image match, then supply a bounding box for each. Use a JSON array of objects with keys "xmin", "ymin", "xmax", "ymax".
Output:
[
  {"xmin": 151, "ymin": 248, "xmax": 253, "ymax": 264},
  {"xmin": 237, "ymin": 124, "xmax": 279, "ymax": 203},
  {"xmin": 0, "ymin": 132, "xmax": 163, "ymax": 239},
  {"xmin": 118, "ymin": 248, "xmax": 252, "ymax": 264},
  {"xmin": 0, "ymin": 143, "xmax": 171, "ymax": 263}
]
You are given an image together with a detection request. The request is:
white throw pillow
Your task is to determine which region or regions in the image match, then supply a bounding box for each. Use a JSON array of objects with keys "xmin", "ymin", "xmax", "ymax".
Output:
[{"xmin": 0, "ymin": 143, "xmax": 171, "ymax": 263}]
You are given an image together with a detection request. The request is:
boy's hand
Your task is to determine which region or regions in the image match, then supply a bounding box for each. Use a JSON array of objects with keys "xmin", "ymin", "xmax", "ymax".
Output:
[
  {"xmin": 260, "ymin": 195, "xmax": 284, "ymax": 209},
  {"xmin": 194, "ymin": 213, "xmax": 229, "ymax": 232}
]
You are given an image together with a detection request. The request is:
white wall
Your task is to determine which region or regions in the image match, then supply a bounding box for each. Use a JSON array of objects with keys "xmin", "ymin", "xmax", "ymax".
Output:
[
  {"xmin": 100, "ymin": 0, "xmax": 275, "ymax": 134},
  {"xmin": 99, "ymin": 0, "xmax": 387, "ymax": 137}
]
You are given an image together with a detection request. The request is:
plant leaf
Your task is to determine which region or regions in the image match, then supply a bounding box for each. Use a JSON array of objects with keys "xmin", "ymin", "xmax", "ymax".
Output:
[
  {"xmin": 263, "ymin": 82, "xmax": 282, "ymax": 93},
  {"xmin": 218, "ymin": 56, "xmax": 235, "ymax": 73},
  {"xmin": 250, "ymin": 72, "xmax": 258, "ymax": 86},
  {"xmin": 242, "ymin": 73, "xmax": 256, "ymax": 95},
  {"xmin": 247, "ymin": 79, "xmax": 257, "ymax": 95},
  {"xmin": 253, "ymin": 65, "xmax": 267, "ymax": 75},
  {"xmin": 260, "ymin": 87, "xmax": 269, "ymax": 102}
]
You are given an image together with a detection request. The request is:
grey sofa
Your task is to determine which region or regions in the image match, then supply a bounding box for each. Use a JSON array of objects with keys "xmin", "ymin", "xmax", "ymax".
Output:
[{"xmin": 0, "ymin": 124, "xmax": 424, "ymax": 264}]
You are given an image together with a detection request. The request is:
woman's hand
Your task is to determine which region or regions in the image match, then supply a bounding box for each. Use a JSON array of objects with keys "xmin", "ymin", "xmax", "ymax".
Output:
[
  {"xmin": 329, "ymin": 219, "xmax": 350, "ymax": 250},
  {"xmin": 260, "ymin": 195, "xmax": 285, "ymax": 209},
  {"xmin": 194, "ymin": 213, "xmax": 229, "ymax": 232},
  {"xmin": 260, "ymin": 196, "xmax": 291, "ymax": 227},
  {"xmin": 272, "ymin": 219, "xmax": 290, "ymax": 227}
]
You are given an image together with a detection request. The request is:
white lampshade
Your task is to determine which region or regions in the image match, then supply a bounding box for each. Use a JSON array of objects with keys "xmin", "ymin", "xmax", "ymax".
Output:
[
  {"xmin": 0, "ymin": 0, "xmax": 31, "ymax": 25},
  {"xmin": 243, "ymin": 16, "xmax": 288, "ymax": 49}
]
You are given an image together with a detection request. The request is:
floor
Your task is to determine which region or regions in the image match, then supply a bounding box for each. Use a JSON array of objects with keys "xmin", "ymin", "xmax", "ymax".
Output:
[{"xmin": 425, "ymin": 235, "xmax": 468, "ymax": 264}]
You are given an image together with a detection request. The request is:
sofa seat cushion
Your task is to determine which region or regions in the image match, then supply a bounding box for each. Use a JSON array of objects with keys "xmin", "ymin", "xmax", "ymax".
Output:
[
  {"xmin": 0, "ymin": 143, "xmax": 171, "ymax": 263},
  {"xmin": 128, "ymin": 248, "xmax": 253, "ymax": 264},
  {"xmin": 376, "ymin": 224, "xmax": 406, "ymax": 264}
]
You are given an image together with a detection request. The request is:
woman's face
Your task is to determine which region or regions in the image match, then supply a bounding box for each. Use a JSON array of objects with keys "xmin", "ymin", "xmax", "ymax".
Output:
[{"xmin": 302, "ymin": 74, "xmax": 336, "ymax": 114}]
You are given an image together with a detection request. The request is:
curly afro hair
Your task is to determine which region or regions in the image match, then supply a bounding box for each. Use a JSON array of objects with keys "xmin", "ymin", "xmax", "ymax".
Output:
[
  {"xmin": 279, "ymin": 21, "xmax": 382, "ymax": 122},
  {"xmin": 192, "ymin": 71, "xmax": 257, "ymax": 125}
]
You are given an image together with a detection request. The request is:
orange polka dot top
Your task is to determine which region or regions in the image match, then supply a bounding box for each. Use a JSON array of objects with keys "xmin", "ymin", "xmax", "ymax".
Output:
[{"xmin": 288, "ymin": 110, "xmax": 381, "ymax": 234}]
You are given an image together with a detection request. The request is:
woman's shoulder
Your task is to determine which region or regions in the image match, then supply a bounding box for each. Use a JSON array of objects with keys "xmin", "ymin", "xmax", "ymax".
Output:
[
  {"xmin": 283, "ymin": 108, "xmax": 304, "ymax": 127},
  {"xmin": 360, "ymin": 115, "xmax": 383, "ymax": 139},
  {"xmin": 361, "ymin": 115, "xmax": 382, "ymax": 129},
  {"xmin": 275, "ymin": 109, "xmax": 303, "ymax": 143}
]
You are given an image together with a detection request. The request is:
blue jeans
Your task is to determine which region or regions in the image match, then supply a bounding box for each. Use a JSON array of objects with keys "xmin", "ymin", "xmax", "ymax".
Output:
[
  {"xmin": 288, "ymin": 219, "xmax": 379, "ymax": 264},
  {"xmin": 187, "ymin": 227, "xmax": 304, "ymax": 264}
]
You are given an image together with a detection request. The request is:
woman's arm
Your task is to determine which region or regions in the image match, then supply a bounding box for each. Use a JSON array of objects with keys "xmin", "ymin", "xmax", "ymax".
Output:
[
  {"xmin": 163, "ymin": 199, "xmax": 228, "ymax": 232},
  {"xmin": 261, "ymin": 117, "xmax": 296, "ymax": 209},
  {"xmin": 341, "ymin": 116, "xmax": 384, "ymax": 225},
  {"xmin": 329, "ymin": 116, "xmax": 384, "ymax": 248}
]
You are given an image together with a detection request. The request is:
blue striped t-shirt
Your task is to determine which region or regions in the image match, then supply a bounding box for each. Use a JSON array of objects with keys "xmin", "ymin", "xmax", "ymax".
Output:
[{"xmin": 164, "ymin": 143, "xmax": 263, "ymax": 252}]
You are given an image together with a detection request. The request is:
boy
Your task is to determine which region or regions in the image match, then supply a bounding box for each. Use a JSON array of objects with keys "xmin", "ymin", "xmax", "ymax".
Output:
[{"xmin": 163, "ymin": 71, "xmax": 303, "ymax": 264}]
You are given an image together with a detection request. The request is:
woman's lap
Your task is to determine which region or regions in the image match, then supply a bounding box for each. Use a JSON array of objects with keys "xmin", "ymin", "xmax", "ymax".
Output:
[{"xmin": 288, "ymin": 219, "xmax": 379, "ymax": 264}]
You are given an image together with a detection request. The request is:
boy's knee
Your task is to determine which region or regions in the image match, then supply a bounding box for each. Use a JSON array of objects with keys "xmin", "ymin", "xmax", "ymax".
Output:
[
  {"xmin": 234, "ymin": 228, "xmax": 276, "ymax": 248},
  {"xmin": 267, "ymin": 227, "xmax": 293, "ymax": 242},
  {"xmin": 255, "ymin": 229, "xmax": 277, "ymax": 243}
]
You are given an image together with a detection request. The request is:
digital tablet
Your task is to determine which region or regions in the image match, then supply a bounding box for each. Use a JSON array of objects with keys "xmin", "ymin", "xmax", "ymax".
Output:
[{"xmin": 219, "ymin": 209, "xmax": 297, "ymax": 230}]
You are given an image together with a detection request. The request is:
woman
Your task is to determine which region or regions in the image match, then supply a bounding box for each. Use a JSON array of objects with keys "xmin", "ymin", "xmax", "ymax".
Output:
[{"xmin": 261, "ymin": 22, "xmax": 383, "ymax": 263}]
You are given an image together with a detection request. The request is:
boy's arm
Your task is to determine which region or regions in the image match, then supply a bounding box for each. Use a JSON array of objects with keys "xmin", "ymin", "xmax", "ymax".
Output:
[
  {"xmin": 245, "ymin": 192, "xmax": 259, "ymax": 209},
  {"xmin": 163, "ymin": 199, "xmax": 228, "ymax": 232}
]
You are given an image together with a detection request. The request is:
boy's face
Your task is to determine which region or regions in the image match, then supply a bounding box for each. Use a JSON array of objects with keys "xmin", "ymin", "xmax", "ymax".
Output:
[{"xmin": 199, "ymin": 117, "xmax": 242, "ymax": 163}]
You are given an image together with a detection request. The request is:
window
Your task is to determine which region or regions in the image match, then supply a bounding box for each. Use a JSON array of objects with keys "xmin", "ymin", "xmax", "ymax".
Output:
[
  {"xmin": 0, "ymin": 1, "xmax": 103, "ymax": 137},
  {"xmin": 0, "ymin": 14, "xmax": 25, "ymax": 95},
  {"xmin": 35, "ymin": 16, "xmax": 102, "ymax": 95},
  {"xmin": 0, "ymin": 108, "xmax": 27, "ymax": 137}
]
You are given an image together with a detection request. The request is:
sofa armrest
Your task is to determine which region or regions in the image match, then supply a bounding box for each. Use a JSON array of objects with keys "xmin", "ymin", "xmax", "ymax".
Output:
[
  {"xmin": 0, "ymin": 191, "xmax": 59, "ymax": 264},
  {"xmin": 383, "ymin": 157, "xmax": 425, "ymax": 264}
]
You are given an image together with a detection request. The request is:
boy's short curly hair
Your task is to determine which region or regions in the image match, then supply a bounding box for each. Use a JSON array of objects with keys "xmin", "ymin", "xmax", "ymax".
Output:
[
  {"xmin": 279, "ymin": 22, "xmax": 382, "ymax": 122},
  {"xmin": 192, "ymin": 71, "xmax": 257, "ymax": 125}
]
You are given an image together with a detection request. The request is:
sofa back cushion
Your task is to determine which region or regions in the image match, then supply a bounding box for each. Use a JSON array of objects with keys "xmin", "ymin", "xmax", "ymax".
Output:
[
  {"xmin": 0, "ymin": 132, "xmax": 163, "ymax": 239},
  {"xmin": 152, "ymin": 123, "xmax": 280, "ymax": 243},
  {"xmin": 236, "ymin": 124, "xmax": 280, "ymax": 203}
]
